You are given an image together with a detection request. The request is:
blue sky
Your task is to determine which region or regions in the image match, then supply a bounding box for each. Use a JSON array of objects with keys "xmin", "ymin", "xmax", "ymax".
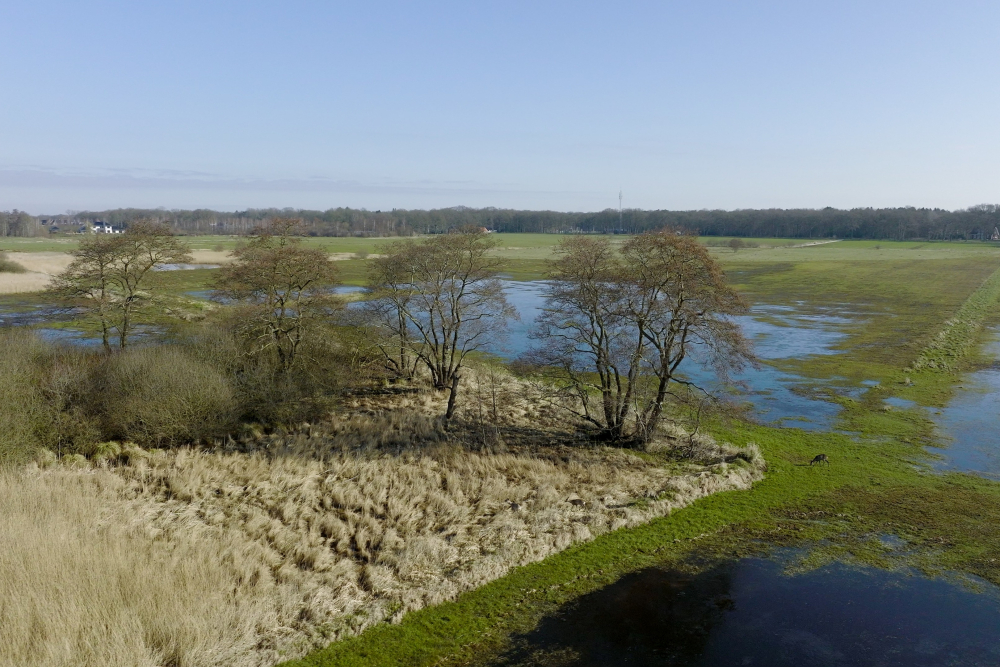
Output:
[{"xmin": 1, "ymin": 1, "xmax": 998, "ymax": 214}]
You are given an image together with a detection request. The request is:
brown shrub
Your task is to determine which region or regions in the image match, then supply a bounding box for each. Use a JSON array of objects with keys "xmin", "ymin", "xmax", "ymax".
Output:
[{"xmin": 86, "ymin": 346, "xmax": 238, "ymax": 446}]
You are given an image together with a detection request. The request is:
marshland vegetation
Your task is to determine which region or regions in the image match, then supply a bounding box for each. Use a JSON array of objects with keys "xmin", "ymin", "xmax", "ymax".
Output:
[
  {"xmin": 3, "ymin": 226, "xmax": 1000, "ymax": 666},
  {"xmin": 0, "ymin": 223, "xmax": 769, "ymax": 666}
]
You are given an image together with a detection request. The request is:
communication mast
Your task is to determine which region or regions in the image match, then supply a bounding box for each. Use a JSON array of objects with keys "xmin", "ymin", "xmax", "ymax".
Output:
[{"xmin": 619, "ymin": 189, "xmax": 623, "ymax": 231}]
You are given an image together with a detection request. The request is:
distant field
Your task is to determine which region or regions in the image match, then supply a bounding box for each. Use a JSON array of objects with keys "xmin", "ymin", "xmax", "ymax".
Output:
[
  {"xmin": 2, "ymin": 233, "xmax": 999, "ymax": 289},
  {"xmin": 4, "ymin": 233, "xmax": 998, "ymax": 257}
]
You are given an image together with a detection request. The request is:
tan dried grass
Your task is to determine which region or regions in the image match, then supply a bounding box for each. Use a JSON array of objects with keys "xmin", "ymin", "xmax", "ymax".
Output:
[
  {"xmin": 0, "ymin": 251, "xmax": 72, "ymax": 293},
  {"xmin": 2, "ymin": 251, "xmax": 73, "ymax": 275},
  {"xmin": 188, "ymin": 249, "xmax": 234, "ymax": 264},
  {"xmin": 1, "ymin": 431, "xmax": 762, "ymax": 666}
]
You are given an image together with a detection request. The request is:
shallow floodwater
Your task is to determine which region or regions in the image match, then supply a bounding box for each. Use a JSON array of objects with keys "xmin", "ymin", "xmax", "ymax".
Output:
[
  {"xmin": 498, "ymin": 283, "xmax": 852, "ymax": 430},
  {"xmin": 486, "ymin": 555, "xmax": 1000, "ymax": 667},
  {"xmin": 186, "ymin": 284, "xmax": 366, "ymax": 301},
  {"xmin": 155, "ymin": 263, "xmax": 221, "ymax": 271},
  {"xmin": 932, "ymin": 329, "xmax": 1000, "ymax": 479},
  {"xmin": 1, "ymin": 281, "xmax": 855, "ymax": 429}
]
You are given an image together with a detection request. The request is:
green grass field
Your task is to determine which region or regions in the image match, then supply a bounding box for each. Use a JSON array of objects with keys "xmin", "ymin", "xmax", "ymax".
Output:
[
  {"xmin": 275, "ymin": 238, "xmax": 1000, "ymax": 667},
  {"xmin": 5, "ymin": 233, "xmax": 1000, "ymax": 667}
]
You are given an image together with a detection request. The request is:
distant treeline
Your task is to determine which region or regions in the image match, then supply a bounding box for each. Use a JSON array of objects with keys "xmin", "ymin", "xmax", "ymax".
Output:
[{"xmin": 10, "ymin": 204, "xmax": 1000, "ymax": 240}]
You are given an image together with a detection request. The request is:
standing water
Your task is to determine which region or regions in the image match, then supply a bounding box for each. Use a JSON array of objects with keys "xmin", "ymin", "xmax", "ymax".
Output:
[
  {"xmin": 495, "ymin": 284, "xmax": 854, "ymax": 430},
  {"xmin": 932, "ymin": 327, "xmax": 1000, "ymax": 479},
  {"xmin": 485, "ymin": 554, "xmax": 1000, "ymax": 667}
]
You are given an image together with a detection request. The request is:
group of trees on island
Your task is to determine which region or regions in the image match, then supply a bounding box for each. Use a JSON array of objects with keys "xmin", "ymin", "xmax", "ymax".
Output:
[
  {"xmin": 44, "ymin": 221, "xmax": 750, "ymax": 448},
  {"xmin": 13, "ymin": 203, "xmax": 1000, "ymax": 241}
]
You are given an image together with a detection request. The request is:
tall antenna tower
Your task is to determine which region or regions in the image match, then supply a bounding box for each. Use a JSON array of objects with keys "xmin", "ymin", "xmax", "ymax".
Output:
[{"xmin": 618, "ymin": 189, "xmax": 623, "ymax": 230}]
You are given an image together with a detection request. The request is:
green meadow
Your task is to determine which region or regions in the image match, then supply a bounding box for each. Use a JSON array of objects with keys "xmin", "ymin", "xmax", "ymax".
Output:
[
  {"xmin": 277, "ymin": 238, "xmax": 1000, "ymax": 667},
  {"xmin": 4, "ymin": 234, "xmax": 1000, "ymax": 665}
]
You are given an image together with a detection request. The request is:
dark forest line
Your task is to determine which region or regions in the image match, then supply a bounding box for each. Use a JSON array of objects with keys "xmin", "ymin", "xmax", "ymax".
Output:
[{"xmin": 7, "ymin": 204, "xmax": 1000, "ymax": 240}]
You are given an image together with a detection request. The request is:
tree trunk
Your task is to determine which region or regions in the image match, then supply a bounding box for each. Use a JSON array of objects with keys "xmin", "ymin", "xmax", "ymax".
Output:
[
  {"xmin": 100, "ymin": 319, "xmax": 111, "ymax": 353},
  {"xmin": 637, "ymin": 376, "xmax": 670, "ymax": 444},
  {"xmin": 445, "ymin": 373, "xmax": 461, "ymax": 420}
]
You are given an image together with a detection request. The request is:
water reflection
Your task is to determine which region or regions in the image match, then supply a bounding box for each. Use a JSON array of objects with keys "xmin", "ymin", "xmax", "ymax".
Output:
[
  {"xmin": 933, "ymin": 329, "xmax": 1000, "ymax": 479},
  {"xmin": 1, "ymin": 281, "xmax": 856, "ymax": 430},
  {"xmin": 495, "ymin": 283, "xmax": 851, "ymax": 430},
  {"xmin": 486, "ymin": 556, "xmax": 1000, "ymax": 667},
  {"xmin": 155, "ymin": 263, "xmax": 221, "ymax": 271}
]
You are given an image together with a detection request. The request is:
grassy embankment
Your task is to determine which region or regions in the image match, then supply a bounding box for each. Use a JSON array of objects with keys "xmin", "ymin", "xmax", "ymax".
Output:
[{"xmin": 282, "ymin": 242, "xmax": 1000, "ymax": 667}]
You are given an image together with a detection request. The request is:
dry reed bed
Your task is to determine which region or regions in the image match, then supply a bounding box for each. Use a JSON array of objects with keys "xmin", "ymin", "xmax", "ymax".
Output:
[{"xmin": 0, "ymin": 433, "xmax": 762, "ymax": 667}]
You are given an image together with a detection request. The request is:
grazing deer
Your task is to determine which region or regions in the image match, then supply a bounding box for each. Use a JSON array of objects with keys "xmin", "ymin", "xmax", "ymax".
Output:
[{"xmin": 810, "ymin": 454, "xmax": 830, "ymax": 466}]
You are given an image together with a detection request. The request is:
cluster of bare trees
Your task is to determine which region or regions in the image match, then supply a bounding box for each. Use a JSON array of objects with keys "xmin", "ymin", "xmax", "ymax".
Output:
[
  {"xmin": 214, "ymin": 219, "xmax": 339, "ymax": 372},
  {"xmin": 528, "ymin": 234, "xmax": 753, "ymax": 444},
  {"xmin": 368, "ymin": 229, "xmax": 753, "ymax": 443},
  {"xmin": 366, "ymin": 229, "xmax": 515, "ymax": 419},
  {"xmin": 51, "ymin": 221, "xmax": 191, "ymax": 351},
  {"xmin": 53, "ymin": 221, "xmax": 751, "ymax": 444}
]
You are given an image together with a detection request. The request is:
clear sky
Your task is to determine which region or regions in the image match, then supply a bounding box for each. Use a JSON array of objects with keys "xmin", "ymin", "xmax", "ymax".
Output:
[{"xmin": 1, "ymin": 1, "xmax": 998, "ymax": 214}]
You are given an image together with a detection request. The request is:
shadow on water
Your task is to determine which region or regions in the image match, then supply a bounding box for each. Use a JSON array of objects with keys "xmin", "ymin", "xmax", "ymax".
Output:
[
  {"xmin": 485, "ymin": 553, "xmax": 1000, "ymax": 667},
  {"xmin": 932, "ymin": 327, "xmax": 1000, "ymax": 479}
]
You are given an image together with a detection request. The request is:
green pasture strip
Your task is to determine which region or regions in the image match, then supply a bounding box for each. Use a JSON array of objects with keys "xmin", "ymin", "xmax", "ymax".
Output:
[
  {"xmin": 0, "ymin": 237, "xmax": 81, "ymax": 252},
  {"xmin": 910, "ymin": 265, "xmax": 1000, "ymax": 373},
  {"xmin": 729, "ymin": 257, "xmax": 1000, "ymax": 387},
  {"xmin": 284, "ymin": 245, "xmax": 1000, "ymax": 667},
  {"xmin": 713, "ymin": 240, "xmax": 1000, "ymax": 264},
  {"xmin": 279, "ymin": 422, "xmax": 925, "ymax": 667}
]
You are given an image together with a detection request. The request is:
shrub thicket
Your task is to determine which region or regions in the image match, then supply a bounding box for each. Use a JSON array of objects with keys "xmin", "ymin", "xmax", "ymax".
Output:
[
  {"xmin": 0, "ymin": 252, "xmax": 26, "ymax": 273},
  {"xmin": 0, "ymin": 330, "xmax": 50, "ymax": 463},
  {"xmin": 87, "ymin": 346, "xmax": 239, "ymax": 446},
  {"xmin": 0, "ymin": 318, "xmax": 371, "ymax": 462}
]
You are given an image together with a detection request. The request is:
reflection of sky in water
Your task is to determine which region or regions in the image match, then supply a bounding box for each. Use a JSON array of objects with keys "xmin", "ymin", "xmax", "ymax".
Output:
[
  {"xmin": 497, "ymin": 283, "xmax": 851, "ymax": 430},
  {"xmin": 186, "ymin": 284, "xmax": 366, "ymax": 301},
  {"xmin": 155, "ymin": 263, "xmax": 221, "ymax": 271},
  {"xmin": 885, "ymin": 396, "xmax": 917, "ymax": 409},
  {"xmin": 6, "ymin": 281, "xmax": 856, "ymax": 431},
  {"xmin": 487, "ymin": 549, "xmax": 1000, "ymax": 667},
  {"xmin": 933, "ymin": 330, "xmax": 1000, "ymax": 479},
  {"xmin": 34, "ymin": 324, "xmax": 160, "ymax": 347},
  {"xmin": 487, "ymin": 281, "xmax": 547, "ymax": 358},
  {"xmin": 736, "ymin": 305, "xmax": 849, "ymax": 359},
  {"xmin": 0, "ymin": 303, "xmax": 81, "ymax": 327}
]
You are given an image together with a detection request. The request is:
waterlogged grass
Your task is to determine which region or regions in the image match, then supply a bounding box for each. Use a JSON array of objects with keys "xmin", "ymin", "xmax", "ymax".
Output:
[
  {"xmin": 283, "ymin": 252, "xmax": 1000, "ymax": 667},
  {"xmin": 279, "ymin": 422, "xmax": 927, "ymax": 667}
]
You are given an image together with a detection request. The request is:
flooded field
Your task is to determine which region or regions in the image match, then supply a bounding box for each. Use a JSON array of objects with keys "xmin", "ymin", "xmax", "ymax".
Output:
[
  {"xmin": 485, "ymin": 550, "xmax": 1000, "ymax": 667},
  {"xmin": 932, "ymin": 328, "xmax": 1000, "ymax": 479},
  {"xmin": 498, "ymin": 282, "xmax": 857, "ymax": 430}
]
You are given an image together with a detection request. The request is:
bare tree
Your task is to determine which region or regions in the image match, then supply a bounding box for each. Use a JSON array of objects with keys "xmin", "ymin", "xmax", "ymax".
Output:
[
  {"xmin": 51, "ymin": 220, "xmax": 191, "ymax": 351},
  {"xmin": 367, "ymin": 229, "xmax": 514, "ymax": 419},
  {"xmin": 531, "ymin": 232, "xmax": 753, "ymax": 444},
  {"xmin": 214, "ymin": 219, "xmax": 340, "ymax": 372},
  {"xmin": 621, "ymin": 232, "xmax": 753, "ymax": 440},
  {"xmin": 366, "ymin": 246, "xmax": 422, "ymax": 380}
]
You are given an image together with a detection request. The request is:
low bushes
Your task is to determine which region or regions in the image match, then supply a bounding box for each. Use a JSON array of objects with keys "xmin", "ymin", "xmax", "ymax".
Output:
[
  {"xmin": 0, "ymin": 322, "xmax": 368, "ymax": 459},
  {"xmin": 87, "ymin": 346, "xmax": 239, "ymax": 446},
  {"xmin": 0, "ymin": 252, "xmax": 26, "ymax": 273}
]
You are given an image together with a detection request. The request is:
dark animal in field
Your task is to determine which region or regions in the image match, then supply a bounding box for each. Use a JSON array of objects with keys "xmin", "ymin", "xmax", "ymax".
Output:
[
  {"xmin": 568, "ymin": 498, "xmax": 586, "ymax": 507},
  {"xmin": 810, "ymin": 454, "xmax": 830, "ymax": 466}
]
